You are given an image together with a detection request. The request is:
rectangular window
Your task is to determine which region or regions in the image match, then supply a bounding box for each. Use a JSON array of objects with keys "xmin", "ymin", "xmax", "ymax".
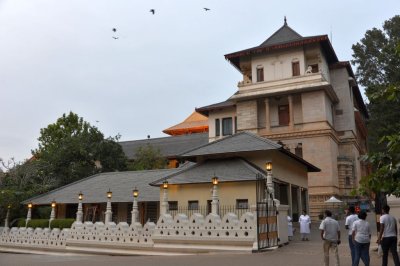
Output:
[
  {"xmin": 256, "ymin": 67, "xmax": 264, "ymax": 82},
  {"xmin": 188, "ymin": 200, "xmax": 199, "ymax": 210},
  {"xmin": 278, "ymin": 105, "xmax": 290, "ymax": 126},
  {"xmin": 292, "ymin": 62, "xmax": 300, "ymax": 76},
  {"xmin": 168, "ymin": 201, "xmax": 178, "ymax": 211},
  {"xmin": 222, "ymin": 117, "xmax": 233, "ymax": 136},
  {"xmin": 215, "ymin": 118, "xmax": 220, "ymax": 137},
  {"xmin": 236, "ymin": 199, "xmax": 249, "ymax": 209}
]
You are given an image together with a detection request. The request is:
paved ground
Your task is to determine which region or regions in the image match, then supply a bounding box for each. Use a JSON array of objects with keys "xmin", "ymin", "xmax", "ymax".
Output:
[{"xmin": 0, "ymin": 214, "xmax": 385, "ymax": 266}]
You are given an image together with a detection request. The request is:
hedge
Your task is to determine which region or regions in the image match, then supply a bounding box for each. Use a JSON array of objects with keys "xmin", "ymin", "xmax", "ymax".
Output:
[{"xmin": 17, "ymin": 218, "xmax": 75, "ymax": 229}]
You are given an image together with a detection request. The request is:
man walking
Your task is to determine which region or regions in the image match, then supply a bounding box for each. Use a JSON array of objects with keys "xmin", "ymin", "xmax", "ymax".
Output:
[
  {"xmin": 320, "ymin": 210, "xmax": 341, "ymax": 266},
  {"xmin": 377, "ymin": 205, "xmax": 400, "ymax": 266},
  {"xmin": 346, "ymin": 206, "xmax": 359, "ymax": 265}
]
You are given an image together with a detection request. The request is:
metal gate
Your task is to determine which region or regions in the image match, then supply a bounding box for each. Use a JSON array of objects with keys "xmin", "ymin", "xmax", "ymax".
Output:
[{"xmin": 256, "ymin": 173, "xmax": 278, "ymax": 250}]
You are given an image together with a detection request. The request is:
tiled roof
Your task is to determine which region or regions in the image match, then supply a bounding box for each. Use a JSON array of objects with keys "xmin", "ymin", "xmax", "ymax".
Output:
[
  {"xmin": 151, "ymin": 158, "xmax": 265, "ymax": 186},
  {"xmin": 259, "ymin": 23, "xmax": 302, "ymax": 47},
  {"xmin": 178, "ymin": 131, "xmax": 320, "ymax": 172},
  {"xmin": 119, "ymin": 133, "xmax": 209, "ymax": 160},
  {"xmin": 22, "ymin": 168, "xmax": 183, "ymax": 205},
  {"xmin": 179, "ymin": 131, "xmax": 281, "ymax": 157},
  {"xmin": 195, "ymin": 100, "xmax": 236, "ymax": 116},
  {"xmin": 224, "ymin": 22, "xmax": 338, "ymax": 71},
  {"xmin": 162, "ymin": 111, "xmax": 208, "ymax": 136}
]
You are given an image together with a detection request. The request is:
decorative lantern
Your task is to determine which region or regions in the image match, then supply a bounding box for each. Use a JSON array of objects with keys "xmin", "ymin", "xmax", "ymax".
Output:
[
  {"xmin": 265, "ymin": 161, "xmax": 272, "ymax": 171},
  {"xmin": 51, "ymin": 200, "xmax": 56, "ymax": 208},
  {"xmin": 78, "ymin": 192, "xmax": 83, "ymax": 201},
  {"xmin": 212, "ymin": 176, "xmax": 219, "ymax": 185},
  {"xmin": 163, "ymin": 180, "xmax": 168, "ymax": 189},
  {"xmin": 107, "ymin": 189, "xmax": 112, "ymax": 199},
  {"xmin": 133, "ymin": 187, "xmax": 139, "ymax": 198}
]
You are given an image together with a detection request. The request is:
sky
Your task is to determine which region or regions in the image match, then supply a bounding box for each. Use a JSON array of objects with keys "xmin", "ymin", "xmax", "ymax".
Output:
[{"xmin": 0, "ymin": 0, "xmax": 399, "ymax": 163}]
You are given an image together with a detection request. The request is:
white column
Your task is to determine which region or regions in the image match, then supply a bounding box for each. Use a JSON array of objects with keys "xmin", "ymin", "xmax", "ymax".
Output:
[
  {"xmin": 266, "ymin": 170, "xmax": 275, "ymax": 200},
  {"xmin": 131, "ymin": 196, "xmax": 139, "ymax": 223},
  {"xmin": 105, "ymin": 198, "xmax": 112, "ymax": 224},
  {"xmin": 76, "ymin": 199, "xmax": 83, "ymax": 223},
  {"xmin": 211, "ymin": 183, "xmax": 219, "ymax": 215},
  {"xmin": 26, "ymin": 206, "xmax": 32, "ymax": 227},
  {"xmin": 4, "ymin": 207, "xmax": 10, "ymax": 228},
  {"xmin": 49, "ymin": 204, "xmax": 56, "ymax": 227},
  {"xmin": 160, "ymin": 188, "xmax": 169, "ymax": 215}
]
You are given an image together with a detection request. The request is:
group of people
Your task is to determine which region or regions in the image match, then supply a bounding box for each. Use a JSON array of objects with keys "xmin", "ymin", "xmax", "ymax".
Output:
[{"xmin": 287, "ymin": 205, "xmax": 400, "ymax": 266}]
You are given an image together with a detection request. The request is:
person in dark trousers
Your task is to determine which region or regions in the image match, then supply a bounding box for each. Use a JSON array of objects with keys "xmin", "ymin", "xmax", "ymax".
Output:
[
  {"xmin": 352, "ymin": 211, "xmax": 371, "ymax": 266},
  {"xmin": 377, "ymin": 205, "xmax": 400, "ymax": 266},
  {"xmin": 346, "ymin": 206, "xmax": 359, "ymax": 265}
]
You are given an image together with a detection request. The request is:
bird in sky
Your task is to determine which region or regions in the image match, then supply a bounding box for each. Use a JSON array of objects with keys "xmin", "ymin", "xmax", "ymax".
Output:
[
  {"xmin": 150, "ymin": 9, "xmax": 155, "ymax": 15},
  {"xmin": 112, "ymin": 36, "xmax": 119, "ymax": 40},
  {"xmin": 112, "ymin": 28, "xmax": 117, "ymax": 32},
  {"xmin": 203, "ymin": 8, "xmax": 210, "ymax": 11}
]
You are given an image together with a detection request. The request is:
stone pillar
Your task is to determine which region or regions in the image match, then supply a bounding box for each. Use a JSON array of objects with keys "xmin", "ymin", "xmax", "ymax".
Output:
[
  {"xmin": 4, "ymin": 206, "xmax": 10, "ymax": 228},
  {"xmin": 76, "ymin": 198, "xmax": 83, "ymax": 223},
  {"xmin": 49, "ymin": 202, "xmax": 56, "ymax": 227},
  {"xmin": 131, "ymin": 195, "xmax": 139, "ymax": 224},
  {"xmin": 211, "ymin": 181, "xmax": 219, "ymax": 215},
  {"xmin": 105, "ymin": 197, "xmax": 112, "ymax": 224},
  {"xmin": 298, "ymin": 187, "xmax": 303, "ymax": 213},
  {"xmin": 265, "ymin": 98, "xmax": 270, "ymax": 132},
  {"xmin": 288, "ymin": 95, "xmax": 294, "ymax": 128},
  {"xmin": 26, "ymin": 204, "xmax": 32, "ymax": 227},
  {"xmin": 266, "ymin": 170, "xmax": 275, "ymax": 201},
  {"xmin": 160, "ymin": 186, "xmax": 169, "ymax": 215}
]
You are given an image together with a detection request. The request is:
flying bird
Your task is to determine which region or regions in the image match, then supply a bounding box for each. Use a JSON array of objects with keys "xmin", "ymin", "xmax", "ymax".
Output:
[
  {"xmin": 112, "ymin": 28, "xmax": 117, "ymax": 32},
  {"xmin": 112, "ymin": 36, "xmax": 119, "ymax": 40},
  {"xmin": 203, "ymin": 8, "xmax": 210, "ymax": 11},
  {"xmin": 150, "ymin": 9, "xmax": 155, "ymax": 15}
]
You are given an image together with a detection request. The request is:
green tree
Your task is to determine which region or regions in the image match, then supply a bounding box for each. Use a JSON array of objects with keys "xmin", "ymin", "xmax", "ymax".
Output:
[
  {"xmin": 127, "ymin": 144, "xmax": 167, "ymax": 171},
  {"xmin": 352, "ymin": 15, "xmax": 400, "ymax": 153},
  {"xmin": 33, "ymin": 112, "xmax": 127, "ymax": 186},
  {"xmin": 352, "ymin": 15, "xmax": 400, "ymax": 196}
]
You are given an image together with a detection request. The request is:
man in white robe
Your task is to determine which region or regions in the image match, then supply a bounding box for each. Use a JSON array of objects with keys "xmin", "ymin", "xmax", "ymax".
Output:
[{"xmin": 299, "ymin": 210, "xmax": 311, "ymax": 241}]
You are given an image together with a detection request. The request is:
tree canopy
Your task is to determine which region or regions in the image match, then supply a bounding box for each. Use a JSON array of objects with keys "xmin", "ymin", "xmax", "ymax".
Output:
[
  {"xmin": 352, "ymin": 15, "xmax": 400, "ymax": 196},
  {"xmin": 33, "ymin": 112, "xmax": 127, "ymax": 186},
  {"xmin": 127, "ymin": 144, "xmax": 167, "ymax": 171},
  {"xmin": 352, "ymin": 15, "xmax": 400, "ymax": 153}
]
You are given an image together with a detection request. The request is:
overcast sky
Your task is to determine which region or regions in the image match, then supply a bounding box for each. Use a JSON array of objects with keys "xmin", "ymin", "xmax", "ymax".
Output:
[{"xmin": 0, "ymin": 0, "xmax": 399, "ymax": 163}]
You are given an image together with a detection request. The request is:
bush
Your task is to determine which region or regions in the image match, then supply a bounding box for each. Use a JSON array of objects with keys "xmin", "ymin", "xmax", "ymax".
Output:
[
  {"xmin": 16, "ymin": 218, "xmax": 74, "ymax": 229},
  {"xmin": 50, "ymin": 219, "xmax": 75, "ymax": 229},
  {"xmin": 17, "ymin": 219, "xmax": 49, "ymax": 228}
]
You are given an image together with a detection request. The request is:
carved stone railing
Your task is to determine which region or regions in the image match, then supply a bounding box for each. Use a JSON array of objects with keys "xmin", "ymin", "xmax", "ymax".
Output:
[
  {"xmin": 0, "ymin": 227, "xmax": 69, "ymax": 249},
  {"xmin": 152, "ymin": 212, "xmax": 257, "ymax": 251},
  {"xmin": 0, "ymin": 212, "xmax": 258, "ymax": 253}
]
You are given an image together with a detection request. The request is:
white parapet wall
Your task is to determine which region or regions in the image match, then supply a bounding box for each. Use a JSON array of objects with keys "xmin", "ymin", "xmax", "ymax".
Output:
[
  {"xmin": 0, "ymin": 211, "xmax": 276, "ymax": 254},
  {"xmin": 152, "ymin": 212, "xmax": 257, "ymax": 252}
]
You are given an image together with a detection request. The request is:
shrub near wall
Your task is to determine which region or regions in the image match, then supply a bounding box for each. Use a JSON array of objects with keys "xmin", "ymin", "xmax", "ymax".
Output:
[
  {"xmin": 50, "ymin": 219, "xmax": 75, "ymax": 229},
  {"xmin": 16, "ymin": 219, "xmax": 74, "ymax": 229},
  {"xmin": 17, "ymin": 219, "xmax": 49, "ymax": 228}
]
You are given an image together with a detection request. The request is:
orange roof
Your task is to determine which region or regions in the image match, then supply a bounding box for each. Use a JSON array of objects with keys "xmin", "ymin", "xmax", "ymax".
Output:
[{"xmin": 163, "ymin": 111, "xmax": 209, "ymax": 136}]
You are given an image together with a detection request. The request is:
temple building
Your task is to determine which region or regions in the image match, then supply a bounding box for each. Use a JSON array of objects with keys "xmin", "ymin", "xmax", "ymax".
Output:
[{"xmin": 196, "ymin": 19, "xmax": 368, "ymax": 219}]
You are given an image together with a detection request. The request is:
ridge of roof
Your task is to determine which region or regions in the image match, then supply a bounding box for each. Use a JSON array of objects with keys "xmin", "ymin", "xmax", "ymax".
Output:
[
  {"xmin": 177, "ymin": 131, "xmax": 281, "ymax": 157},
  {"xmin": 150, "ymin": 157, "xmax": 266, "ymax": 186},
  {"xmin": 259, "ymin": 23, "xmax": 303, "ymax": 47}
]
